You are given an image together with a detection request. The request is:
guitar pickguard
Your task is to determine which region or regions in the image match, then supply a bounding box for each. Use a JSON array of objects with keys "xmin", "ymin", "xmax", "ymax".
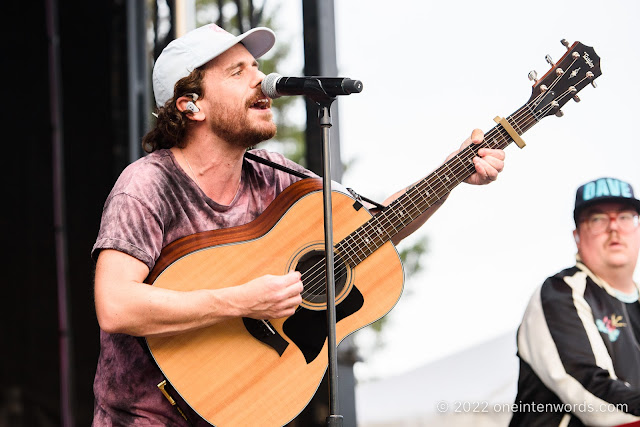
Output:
[
  {"xmin": 283, "ymin": 284, "xmax": 364, "ymax": 364},
  {"xmin": 245, "ymin": 247, "xmax": 364, "ymax": 361}
]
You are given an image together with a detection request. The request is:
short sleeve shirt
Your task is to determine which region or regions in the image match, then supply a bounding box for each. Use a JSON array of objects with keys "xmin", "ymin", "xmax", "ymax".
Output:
[{"xmin": 91, "ymin": 148, "xmax": 313, "ymax": 425}]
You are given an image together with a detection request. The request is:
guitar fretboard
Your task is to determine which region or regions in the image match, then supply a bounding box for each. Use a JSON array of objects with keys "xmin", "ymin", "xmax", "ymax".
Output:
[{"xmin": 335, "ymin": 104, "xmax": 538, "ymax": 267}]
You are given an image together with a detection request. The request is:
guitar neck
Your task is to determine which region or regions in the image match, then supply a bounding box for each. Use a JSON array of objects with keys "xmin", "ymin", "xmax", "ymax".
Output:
[{"xmin": 336, "ymin": 104, "xmax": 538, "ymax": 267}]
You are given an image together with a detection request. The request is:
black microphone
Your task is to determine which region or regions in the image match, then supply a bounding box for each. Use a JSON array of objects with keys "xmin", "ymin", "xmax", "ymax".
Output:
[{"xmin": 261, "ymin": 73, "xmax": 363, "ymax": 99}]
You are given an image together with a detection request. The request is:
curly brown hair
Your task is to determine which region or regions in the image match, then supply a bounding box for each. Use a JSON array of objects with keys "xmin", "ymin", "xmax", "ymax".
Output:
[{"xmin": 142, "ymin": 68, "xmax": 206, "ymax": 153}]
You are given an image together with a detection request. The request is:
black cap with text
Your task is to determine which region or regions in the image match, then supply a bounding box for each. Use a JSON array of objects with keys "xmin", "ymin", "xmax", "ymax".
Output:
[{"xmin": 574, "ymin": 177, "xmax": 640, "ymax": 224}]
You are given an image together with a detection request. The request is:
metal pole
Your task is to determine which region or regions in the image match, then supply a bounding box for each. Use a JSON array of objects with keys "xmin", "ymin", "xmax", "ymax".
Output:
[
  {"xmin": 302, "ymin": 0, "xmax": 343, "ymax": 180},
  {"xmin": 318, "ymin": 101, "xmax": 343, "ymax": 427},
  {"xmin": 127, "ymin": 0, "xmax": 151, "ymax": 162},
  {"xmin": 45, "ymin": 0, "xmax": 75, "ymax": 425}
]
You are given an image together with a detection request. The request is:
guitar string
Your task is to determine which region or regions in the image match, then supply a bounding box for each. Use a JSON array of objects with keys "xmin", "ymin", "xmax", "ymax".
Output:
[
  {"xmin": 332, "ymin": 54, "xmax": 584, "ymax": 264},
  {"xmin": 295, "ymin": 53, "xmax": 586, "ymax": 297},
  {"xmin": 295, "ymin": 75, "xmax": 589, "ymax": 306},
  {"xmin": 298, "ymin": 104, "xmax": 532, "ymax": 299},
  {"xmin": 296, "ymin": 88, "xmax": 571, "ymax": 304},
  {"xmin": 297, "ymin": 130, "xmax": 509, "ymax": 304},
  {"xmin": 297, "ymin": 99, "xmax": 553, "ymax": 304},
  {"xmin": 338, "ymin": 72, "xmax": 587, "ymax": 263}
]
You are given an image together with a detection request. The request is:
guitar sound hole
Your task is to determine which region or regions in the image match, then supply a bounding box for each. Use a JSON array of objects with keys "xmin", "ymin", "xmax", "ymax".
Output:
[{"xmin": 296, "ymin": 250, "xmax": 347, "ymax": 304}]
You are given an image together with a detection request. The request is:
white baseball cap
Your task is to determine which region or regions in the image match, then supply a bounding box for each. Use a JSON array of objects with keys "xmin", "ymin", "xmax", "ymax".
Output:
[{"xmin": 152, "ymin": 23, "xmax": 276, "ymax": 108}]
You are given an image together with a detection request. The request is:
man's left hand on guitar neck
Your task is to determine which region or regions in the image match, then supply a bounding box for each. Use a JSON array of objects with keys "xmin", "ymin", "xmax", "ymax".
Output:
[
  {"xmin": 453, "ymin": 128, "xmax": 505, "ymax": 185},
  {"xmin": 382, "ymin": 129, "xmax": 505, "ymax": 244}
]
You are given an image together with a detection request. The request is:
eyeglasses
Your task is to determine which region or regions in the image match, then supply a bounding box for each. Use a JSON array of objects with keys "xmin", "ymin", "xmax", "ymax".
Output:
[{"xmin": 581, "ymin": 211, "xmax": 639, "ymax": 235}]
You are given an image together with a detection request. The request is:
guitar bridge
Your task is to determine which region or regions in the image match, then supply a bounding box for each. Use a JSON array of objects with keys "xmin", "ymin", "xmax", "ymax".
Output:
[
  {"xmin": 242, "ymin": 318, "xmax": 289, "ymax": 356},
  {"xmin": 259, "ymin": 319, "xmax": 276, "ymax": 335}
]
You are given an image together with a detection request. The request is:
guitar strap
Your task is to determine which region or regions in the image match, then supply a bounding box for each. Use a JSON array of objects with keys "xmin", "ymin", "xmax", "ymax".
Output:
[
  {"xmin": 243, "ymin": 151, "xmax": 387, "ymax": 211},
  {"xmin": 244, "ymin": 151, "xmax": 309, "ymax": 180}
]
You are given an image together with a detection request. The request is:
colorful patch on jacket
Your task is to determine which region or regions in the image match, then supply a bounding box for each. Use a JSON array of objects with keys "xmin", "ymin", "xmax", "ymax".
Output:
[{"xmin": 595, "ymin": 314, "xmax": 627, "ymax": 342}]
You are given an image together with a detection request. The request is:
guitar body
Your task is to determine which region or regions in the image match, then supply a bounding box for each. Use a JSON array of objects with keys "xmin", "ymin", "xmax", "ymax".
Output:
[{"xmin": 146, "ymin": 178, "xmax": 404, "ymax": 426}]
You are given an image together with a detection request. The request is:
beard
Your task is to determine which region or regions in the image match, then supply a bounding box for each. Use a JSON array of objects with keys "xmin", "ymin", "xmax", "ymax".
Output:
[{"xmin": 209, "ymin": 98, "xmax": 277, "ymax": 149}]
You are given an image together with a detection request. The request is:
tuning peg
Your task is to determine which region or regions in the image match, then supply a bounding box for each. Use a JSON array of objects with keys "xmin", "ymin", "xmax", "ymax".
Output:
[
  {"xmin": 561, "ymin": 39, "xmax": 571, "ymax": 50},
  {"xmin": 545, "ymin": 54, "xmax": 555, "ymax": 66},
  {"xmin": 573, "ymin": 95, "xmax": 581, "ymax": 103},
  {"xmin": 586, "ymin": 71, "xmax": 597, "ymax": 88},
  {"xmin": 550, "ymin": 101, "xmax": 563, "ymax": 117},
  {"xmin": 528, "ymin": 70, "xmax": 538, "ymax": 83}
]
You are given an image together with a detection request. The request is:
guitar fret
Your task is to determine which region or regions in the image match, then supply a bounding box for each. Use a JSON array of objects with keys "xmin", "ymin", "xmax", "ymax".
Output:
[
  {"xmin": 405, "ymin": 189, "xmax": 423, "ymax": 215},
  {"xmin": 434, "ymin": 170, "xmax": 447, "ymax": 191},
  {"xmin": 527, "ymin": 103, "xmax": 541, "ymax": 123},
  {"xmin": 389, "ymin": 204, "xmax": 412, "ymax": 227},
  {"xmin": 446, "ymin": 160, "xmax": 463, "ymax": 186},
  {"xmin": 350, "ymin": 231, "xmax": 370, "ymax": 263},
  {"xmin": 375, "ymin": 215, "xmax": 394, "ymax": 240},
  {"xmin": 340, "ymin": 245, "xmax": 357, "ymax": 267},
  {"xmin": 508, "ymin": 116, "xmax": 524, "ymax": 136},
  {"xmin": 379, "ymin": 211, "xmax": 400, "ymax": 235},
  {"xmin": 338, "ymin": 97, "xmax": 563, "ymax": 268},
  {"xmin": 493, "ymin": 128, "xmax": 510, "ymax": 149},
  {"xmin": 405, "ymin": 186, "xmax": 423, "ymax": 216},
  {"xmin": 341, "ymin": 151, "xmax": 478, "ymax": 267},
  {"xmin": 337, "ymin": 239, "xmax": 357, "ymax": 266}
]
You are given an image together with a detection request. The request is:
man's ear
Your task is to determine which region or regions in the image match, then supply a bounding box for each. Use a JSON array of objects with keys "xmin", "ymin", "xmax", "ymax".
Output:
[{"xmin": 176, "ymin": 95, "xmax": 204, "ymax": 121}]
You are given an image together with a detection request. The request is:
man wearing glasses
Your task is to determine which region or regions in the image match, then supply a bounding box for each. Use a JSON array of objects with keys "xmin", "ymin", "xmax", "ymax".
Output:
[{"xmin": 510, "ymin": 177, "xmax": 640, "ymax": 427}]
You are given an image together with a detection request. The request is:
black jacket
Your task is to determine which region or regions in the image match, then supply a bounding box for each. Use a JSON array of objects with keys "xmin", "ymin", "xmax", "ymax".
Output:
[{"xmin": 510, "ymin": 261, "xmax": 640, "ymax": 426}]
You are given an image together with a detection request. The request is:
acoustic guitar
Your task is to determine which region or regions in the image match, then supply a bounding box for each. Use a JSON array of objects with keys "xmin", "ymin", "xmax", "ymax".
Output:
[{"xmin": 146, "ymin": 40, "xmax": 601, "ymax": 426}]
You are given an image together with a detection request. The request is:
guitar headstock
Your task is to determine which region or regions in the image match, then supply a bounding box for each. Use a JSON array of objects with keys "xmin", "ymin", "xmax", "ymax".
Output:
[{"xmin": 527, "ymin": 40, "xmax": 602, "ymax": 119}]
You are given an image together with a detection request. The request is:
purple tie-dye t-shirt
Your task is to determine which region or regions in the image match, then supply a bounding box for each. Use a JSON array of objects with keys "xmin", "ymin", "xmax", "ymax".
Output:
[{"xmin": 91, "ymin": 148, "xmax": 312, "ymax": 426}]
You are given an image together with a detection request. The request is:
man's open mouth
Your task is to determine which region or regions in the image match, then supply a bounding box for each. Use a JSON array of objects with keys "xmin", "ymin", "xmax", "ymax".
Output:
[{"xmin": 250, "ymin": 98, "xmax": 271, "ymax": 109}]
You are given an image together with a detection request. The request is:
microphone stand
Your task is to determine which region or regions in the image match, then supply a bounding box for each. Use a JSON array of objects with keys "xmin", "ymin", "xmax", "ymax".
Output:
[{"xmin": 312, "ymin": 95, "xmax": 343, "ymax": 427}]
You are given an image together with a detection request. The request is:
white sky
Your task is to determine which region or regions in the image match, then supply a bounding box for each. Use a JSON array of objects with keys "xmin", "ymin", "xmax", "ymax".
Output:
[{"xmin": 268, "ymin": 0, "xmax": 640, "ymax": 381}]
